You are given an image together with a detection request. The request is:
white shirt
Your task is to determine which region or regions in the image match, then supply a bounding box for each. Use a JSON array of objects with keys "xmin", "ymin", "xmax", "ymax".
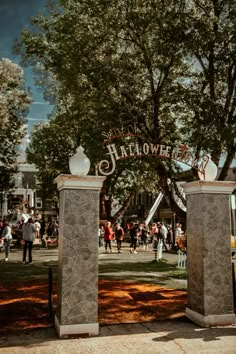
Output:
[
  {"xmin": 2, "ymin": 225, "xmax": 12, "ymax": 240},
  {"xmin": 160, "ymin": 225, "xmax": 167, "ymax": 238},
  {"xmin": 34, "ymin": 221, "xmax": 41, "ymax": 231}
]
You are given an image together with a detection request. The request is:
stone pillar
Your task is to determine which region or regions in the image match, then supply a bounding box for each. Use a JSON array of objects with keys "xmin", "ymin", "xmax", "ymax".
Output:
[
  {"xmin": 54, "ymin": 174, "xmax": 105, "ymax": 338},
  {"xmin": 183, "ymin": 181, "xmax": 236, "ymax": 327}
]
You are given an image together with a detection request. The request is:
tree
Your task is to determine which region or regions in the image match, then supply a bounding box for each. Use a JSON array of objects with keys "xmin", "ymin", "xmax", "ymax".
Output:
[
  {"xmin": 26, "ymin": 115, "xmax": 76, "ymax": 214},
  {"xmin": 180, "ymin": 0, "xmax": 236, "ymax": 180},
  {"xmin": 0, "ymin": 58, "xmax": 31, "ymax": 210},
  {"xmin": 16, "ymin": 0, "xmax": 236, "ymax": 222}
]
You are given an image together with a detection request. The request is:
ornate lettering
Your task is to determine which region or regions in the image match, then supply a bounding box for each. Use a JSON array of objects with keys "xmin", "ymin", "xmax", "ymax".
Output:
[
  {"xmin": 120, "ymin": 146, "xmax": 128, "ymax": 158},
  {"xmin": 172, "ymin": 147, "xmax": 182, "ymax": 160},
  {"xmin": 143, "ymin": 143, "xmax": 149, "ymax": 154},
  {"xmin": 98, "ymin": 144, "xmax": 119, "ymax": 175},
  {"xmin": 133, "ymin": 122, "xmax": 142, "ymax": 135},
  {"xmin": 160, "ymin": 145, "xmax": 171, "ymax": 157},
  {"xmin": 127, "ymin": 124, "xmax": 134, "ymax": 135},
  {"xmin": 150, "ymin": 143, "xmax": 160, "ymax": 154},
  {"xmin": 128, "ymin": 143, "xmax": 135, "ymax": 156},
  {"xmin": 135, "ymin": 143, "xmax": 141, "ymax": 155},
  {"xmin": 97, "ymin": 138, "xmax": 214, "ymax": 177},
  {"xmin": 107, "ymin": 143, "xmax": 120, "ymax": 160}
]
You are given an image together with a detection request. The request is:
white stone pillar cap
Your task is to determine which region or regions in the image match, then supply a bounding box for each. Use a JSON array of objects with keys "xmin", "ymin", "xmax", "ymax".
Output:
[
  {"xmin": 183, "ymin": 180, "xmax": 236, "ymax": 195},
  {"xmin": 54, "ymin": 174, "xmax": 106, "ymax": 191}
]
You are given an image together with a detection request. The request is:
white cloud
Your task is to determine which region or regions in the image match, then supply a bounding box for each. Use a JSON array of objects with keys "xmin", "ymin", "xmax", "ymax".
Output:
[
  {"xmin": 32, "ymin": 101, "xmax": 52, "ymax": 105},
  {"xmin": 27, "ymin": 117, "xmax": 47, "ymax": 121}
]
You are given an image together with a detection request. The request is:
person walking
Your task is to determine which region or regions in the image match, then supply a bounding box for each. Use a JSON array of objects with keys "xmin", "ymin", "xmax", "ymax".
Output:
[
  {"xmin": 40, "ymin": 218, "xmax": 46, "ymax": 238},
  {"xmin": 129, "ymin": 222, "xmax": 139, "ymax": 253},
  {"xmin": 150, "ymin": 223, "xmax": 159, "ymax": 244},
  {"xmin": 1, "ymin": 220, "xmax": 12, "ymax": 262},
  {"xmin": 159, "ymin": 222, "xmax": 168, "ymax": 251},
  {"xmin": 22, "ymin": 218, "xmax": 36, "ymax": 264},
  {"xmin": 151, "ymin": 223, "xmax": 160, "ymax": 260},
  {"xmin": 114, "ymin": 223, "xmax": 124, "ymax": 253},
  {"xmin": 140, "ymin": 222, "xmax": 149, "ymax": 250},
  {"xmin": 40, "ymin": 218, "xmax": 48, "ymax": 248},
  {"xmin": 98, "ymin": 223, "xmax": 105, "ymax": 248},
  {"xmin": 34, "ymin": 220, "xmax": 41, "ymax": 238},
  {"xmin": 104, "ymin": 221, "xmax": 113, "ymax": 253}
]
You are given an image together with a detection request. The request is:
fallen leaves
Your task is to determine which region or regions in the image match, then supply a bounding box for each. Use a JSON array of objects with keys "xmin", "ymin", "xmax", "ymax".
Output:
[{"xmin": 0, "ymin": 279, "xmax": 187, "ymax": 334}]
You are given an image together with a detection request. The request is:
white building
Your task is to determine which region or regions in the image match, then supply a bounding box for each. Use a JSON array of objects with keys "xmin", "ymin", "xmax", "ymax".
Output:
[{"xmin": 1, "ymin": 125, "xmax": 38, "ymax": 217}]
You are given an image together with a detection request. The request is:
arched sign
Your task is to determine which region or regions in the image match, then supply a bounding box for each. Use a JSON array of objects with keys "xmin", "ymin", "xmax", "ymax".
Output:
[{"xmin": 97, "ymin": 123, "xmax": 218, "ymax": 180}]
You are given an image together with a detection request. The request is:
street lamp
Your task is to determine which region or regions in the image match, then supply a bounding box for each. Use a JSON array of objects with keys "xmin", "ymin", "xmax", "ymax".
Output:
[{"xmin": 69, "ymin": 146, "xmax": 90, "ymax": 176}]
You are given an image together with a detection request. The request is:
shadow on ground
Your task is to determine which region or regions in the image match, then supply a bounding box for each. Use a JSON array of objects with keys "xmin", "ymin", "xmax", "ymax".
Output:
[{"xmin": 0, "ymin": 256, "xmax": 188, "ymax": 335}]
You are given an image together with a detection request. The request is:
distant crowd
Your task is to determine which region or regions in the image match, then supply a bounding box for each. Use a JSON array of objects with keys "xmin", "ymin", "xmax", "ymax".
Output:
[
  {"xmin": 0, "ymin": 216, "xmax": 59, "ymax": 263},
  {"xmin": 98, "ymin": 221, "xmax": 184, "ymax": 254},
  {"xmin": 0, "ymin": 214, "xmax": 185, "ymax": 262}
]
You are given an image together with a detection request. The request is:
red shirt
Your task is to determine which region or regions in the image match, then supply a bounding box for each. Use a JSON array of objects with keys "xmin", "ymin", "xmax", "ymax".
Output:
[{"xmin": 104, "ymin": 226, "xmax": 113, "ymax": 241}]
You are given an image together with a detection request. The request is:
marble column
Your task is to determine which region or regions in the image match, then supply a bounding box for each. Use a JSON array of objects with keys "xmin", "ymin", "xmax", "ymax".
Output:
[
  {"xmin": 54, "ymin": 174, "xmax": 105, "ymax": 338},
  {"xmin": 183, "ymin": 181, "xmax": 236, "ymax": 327}
]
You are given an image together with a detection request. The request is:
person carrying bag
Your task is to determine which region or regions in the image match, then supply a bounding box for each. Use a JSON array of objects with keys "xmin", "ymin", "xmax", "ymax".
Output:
[{"xmin": 114, "ymin": 223, "xmax": 124, "ymax": 253}]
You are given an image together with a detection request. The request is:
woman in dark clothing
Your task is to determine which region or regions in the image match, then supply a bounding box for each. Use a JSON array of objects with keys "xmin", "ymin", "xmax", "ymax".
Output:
[
  {"xmin": 129, "ymin": 222, "xmax": 139, "ymax": 254},
  {"xmin": 22, "ymin": 218, "xmax": 36, "ymax": 264},
  {"xmin": 140, "ymin": 222, "xmax": 149, "ymax": 250},
  {"xmin": 114, "ymin": 223, "xmax": 124, "ymax": 253}
]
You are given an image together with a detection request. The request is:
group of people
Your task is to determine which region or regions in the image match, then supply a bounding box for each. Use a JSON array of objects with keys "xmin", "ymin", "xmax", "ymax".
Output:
[
  {"xmin": 0, "ymin": 217, "xmax": 59, "ymax": 263},
  {"xmin": 99, "ymin": 220, "xmax": 182, "ymax": 254},
  {"xmin": 98, "ymin": 221, "xmax": 125, "ymax": 254},
  {"xmin": 98, "ymin": 221, "xmax": 127, "ymax": 253},
  {"xmin": 0, "ymin": 217, "xmax": 36, "ymax": 263},
  {"xmin": 129, "ymin": 221, "xmax": 173, "ymax": 253}
]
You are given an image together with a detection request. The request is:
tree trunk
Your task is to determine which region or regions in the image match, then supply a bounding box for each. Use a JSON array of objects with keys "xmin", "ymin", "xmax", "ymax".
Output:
[
  {"xmin": 111, "ymin": 191, "xmax": 136, "ymax": 226},
  {"xmin": 218, "ymin": 149, "xmax": 235, "ymax": 181},
  {"xmin": 157, "ymin": 163, "xmax": 186, "ymax": 223}
]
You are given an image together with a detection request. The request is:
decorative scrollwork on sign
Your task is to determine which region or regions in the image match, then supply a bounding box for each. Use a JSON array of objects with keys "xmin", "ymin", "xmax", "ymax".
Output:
[
  {"xmin": 98, "ymin": 158, "xmax": 116, "ymax": 176},
  {"xmin": 97, "ymin": 124, "xmax": 218, "ymax": 179}
]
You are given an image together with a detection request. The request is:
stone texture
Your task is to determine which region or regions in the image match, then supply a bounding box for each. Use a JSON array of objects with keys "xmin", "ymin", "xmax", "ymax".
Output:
[
  {"xmin": 56, "ymin": 188, "xmax": 100, "ymax": 326},
  {"xmin": 185, "ymin": 184, "xmax": 234, "ymax": 319}
]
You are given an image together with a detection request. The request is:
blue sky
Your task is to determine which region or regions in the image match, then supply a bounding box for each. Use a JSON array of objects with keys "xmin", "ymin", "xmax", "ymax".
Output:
[
  {"xmin": 0, "ymin": 0, "xmax": 54, "ymax": 132},
  {"xmin": 0, "ymin": 1, "xmax": 235, "ymax": 170}
]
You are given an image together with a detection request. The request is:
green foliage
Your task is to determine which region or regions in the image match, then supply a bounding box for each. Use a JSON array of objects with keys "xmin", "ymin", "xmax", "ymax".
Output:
[
  {"xmin": 15, "ymin": 0, "xmax": 236, "ymax": 219},
  {"xmin": 0, "ymin": 58, "xmax": 31, "ymax": 193},
  {"xmin": 26, "ymin": 115, "xmax": 76, "ymax": 206},
  {"xmin": 179, "ymin": 1, "xmax": 236, "ymax": 171}
]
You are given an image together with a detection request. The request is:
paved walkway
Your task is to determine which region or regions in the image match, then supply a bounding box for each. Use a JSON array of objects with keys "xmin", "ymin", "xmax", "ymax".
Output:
[
  {"xmin": 0, "ymin": 243, "xmax": 235, "ymax": 353},
  {"xmin": 0, "ymin": 319, "xmax": 235, "ymax": 353}
]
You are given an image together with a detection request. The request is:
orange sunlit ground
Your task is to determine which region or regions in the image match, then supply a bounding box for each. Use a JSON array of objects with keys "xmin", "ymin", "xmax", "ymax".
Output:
[
  {"xmin": 99, "ymin": 280, "xmax": 187, "ymax": 324},
  {"xmin": 0, "ymin": 279, "xmax": 187, "ymax": 334}
]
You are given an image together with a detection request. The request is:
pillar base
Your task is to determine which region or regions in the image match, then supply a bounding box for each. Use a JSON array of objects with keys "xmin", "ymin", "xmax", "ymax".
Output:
[
  {"xmin": 186, "ymin": 307, "xmax": 235, "ymax": 328},
  {"xmin": 55, "ymin": 315, "xmax": 99, "ymax": 338}
]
